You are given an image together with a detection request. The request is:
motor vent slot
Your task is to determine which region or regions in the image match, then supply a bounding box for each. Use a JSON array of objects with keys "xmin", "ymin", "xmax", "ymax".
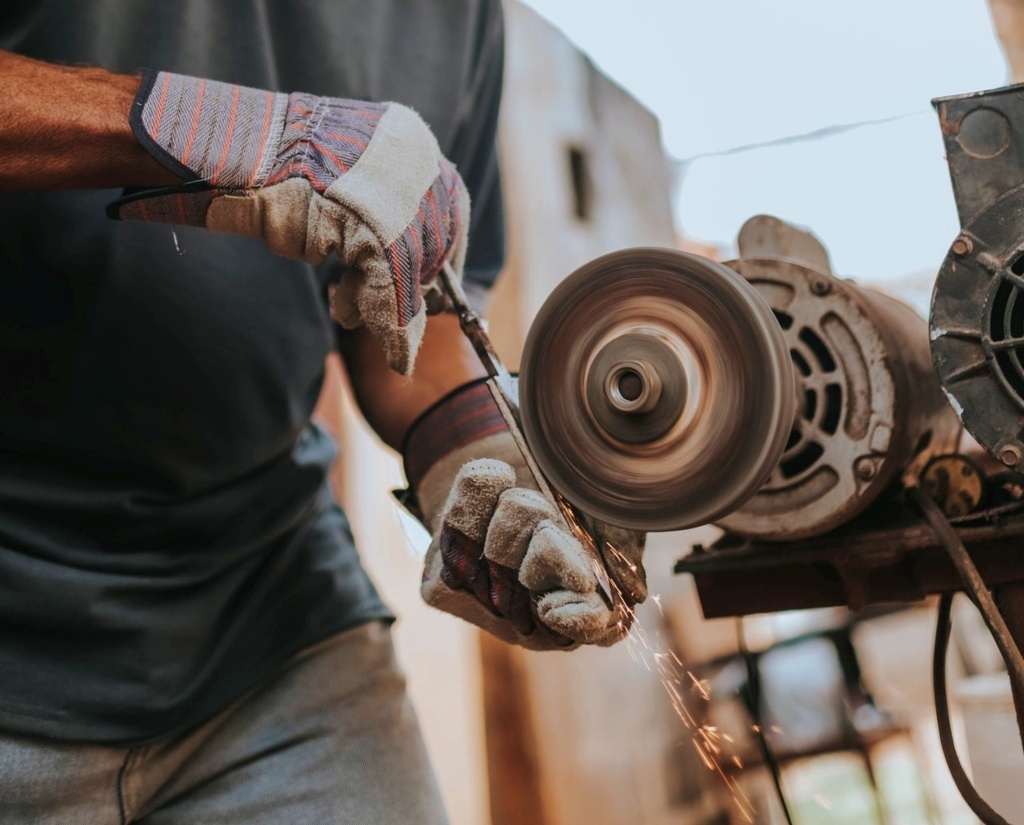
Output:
[
  {"xmin": 988, "ymin": 274, "xmax": 1024, "ymax": 408},
  {"xmin": 799, "ymin": 326, "xmax": 837, "ymax": 373},
  {"xmin": 778, "ymin": 326, "xmax": 844, "ymax": 482}
]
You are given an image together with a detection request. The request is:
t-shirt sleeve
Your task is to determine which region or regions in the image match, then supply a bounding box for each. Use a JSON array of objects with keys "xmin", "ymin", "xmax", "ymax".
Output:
[{"xmin": 448, "ymin": 0, "xmax": 506, "ymax": 292}]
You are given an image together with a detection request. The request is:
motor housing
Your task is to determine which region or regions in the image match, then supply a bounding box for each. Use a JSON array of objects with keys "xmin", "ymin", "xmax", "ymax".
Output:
[{"xmin": 718, "ymin": 217, "xmax": 961, "ymax": 541}]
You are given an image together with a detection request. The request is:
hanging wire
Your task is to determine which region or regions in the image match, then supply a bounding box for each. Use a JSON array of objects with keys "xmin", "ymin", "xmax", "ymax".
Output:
[
  {"xmin": 932, "ymin": 594, "xmax": 1012, "ymax": 825},
  {"xmin": 668, "ymin": 109, "xmax": 932, "ymax": 238},
  {"xmin": 909, "ymin": 487, "xmax": 1024, "ymax": 689},
  {"xmin": 908, "ymin": 486, "xmax": 1024, "ymax": 824},
  {"xmin": 673, "ymin": 110, "xmax": 929, "ymax": 171}
]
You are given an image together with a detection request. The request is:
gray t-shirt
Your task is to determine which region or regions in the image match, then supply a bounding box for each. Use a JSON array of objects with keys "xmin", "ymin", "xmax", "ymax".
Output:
[{"xmin": 0, "ymin": 0, "xmax": 504, "ymax": 743}]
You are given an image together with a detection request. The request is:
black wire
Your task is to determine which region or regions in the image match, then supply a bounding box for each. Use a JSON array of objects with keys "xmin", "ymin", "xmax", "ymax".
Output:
[
  {"xmin": 909, "ymin": 487, "xmax": 1024, "ymax": 702},
  {"xmin": 932, "ymin": 594, "xmax": 1012, "ymax": 825},
  {"xmin": 737, "ymin": 617, "xmax": 796, "ymax": 825},
  {"xmin": 909, "ymin": 485, "xmax": 1023, "ymax": 824},
  {"xmin": 673, "ymin": 111, "xmax": 927, "ymax": 168}
]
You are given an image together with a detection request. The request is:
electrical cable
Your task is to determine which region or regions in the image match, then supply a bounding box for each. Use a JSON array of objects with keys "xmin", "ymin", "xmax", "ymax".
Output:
[
  {"xmin": 932, "ymin": 595, "xmax": 1011, "ymax": 825},
  {"xmin": 673, "ymin": 111, "xmax": 928, "ymax": 168},
  {"xmin": 737, "ymin": 617, "xmax": 795, "ymax": 825},
  {"xmin": 909, "ymin": 485, "xmax": 1024, "ymax": 824},
  {"xmin": 909, "ymin": 486, "xmax": 1024, "ymax": 694}
]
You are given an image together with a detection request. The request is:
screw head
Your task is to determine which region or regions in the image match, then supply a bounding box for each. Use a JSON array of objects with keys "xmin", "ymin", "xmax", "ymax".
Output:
[
  {"xmin": 855, "ymin": 457, "xmax": 876, "ymax": 480},
  {"xmin": 952, "ymin": 236, "xmax": 973, "ymax": 256},
  {"xmin": 810, "ymin": 278, "xmax": 831, "ymax": 296},
  {"xmin": 1000, "ymin": 445, "xmax": 1022, "ymax": 467}
]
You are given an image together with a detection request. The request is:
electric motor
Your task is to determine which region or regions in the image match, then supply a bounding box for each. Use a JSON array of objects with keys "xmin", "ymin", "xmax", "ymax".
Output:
[{"xmin": 718, "ymin": 236, "xmax": 961, "ymax": 541}]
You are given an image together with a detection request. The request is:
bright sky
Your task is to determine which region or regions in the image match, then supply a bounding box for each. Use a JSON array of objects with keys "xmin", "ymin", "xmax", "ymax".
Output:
[{"xmin": 520, "ymin": 0, "xmax": 1008, "ymax": 294}]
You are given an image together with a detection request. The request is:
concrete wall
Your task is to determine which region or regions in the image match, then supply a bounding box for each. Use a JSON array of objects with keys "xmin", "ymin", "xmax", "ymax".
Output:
[
  {"xmin": 989, "ymin": 0, "xmax": 1024, "ymax": 81},
  {"xmin": 489, "ymin": 1, "xmax": 678, "ymax": 369}
]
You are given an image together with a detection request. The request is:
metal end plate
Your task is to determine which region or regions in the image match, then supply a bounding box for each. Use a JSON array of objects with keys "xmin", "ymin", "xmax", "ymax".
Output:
[{"xmin": 520, "ymin": 248, "xmax": 795, "ymax": 532}]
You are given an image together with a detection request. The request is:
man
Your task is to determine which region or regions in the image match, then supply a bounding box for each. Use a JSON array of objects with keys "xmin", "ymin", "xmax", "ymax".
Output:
[{"xmin": 0, "ymin": 2, "xmax": 645, "ymax": 821}]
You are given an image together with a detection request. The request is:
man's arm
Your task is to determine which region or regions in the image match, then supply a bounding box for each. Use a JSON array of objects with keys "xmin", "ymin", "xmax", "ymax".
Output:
[
  {"xmin": 0, "ymin": 50, "xmax": 179, "ymax": 190},
  {"xmin": 337, "ymin": 312, "xmax": 487, "ymax": 451},
  {"xmin": 345, "ymin": 305, "xmax": 649, "ymax": 651}
]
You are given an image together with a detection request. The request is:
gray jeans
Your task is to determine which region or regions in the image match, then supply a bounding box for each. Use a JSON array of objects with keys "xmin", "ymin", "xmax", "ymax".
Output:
[{"xmin": 0, "ymin": 621, "xmax": 449, "ymax": 824}]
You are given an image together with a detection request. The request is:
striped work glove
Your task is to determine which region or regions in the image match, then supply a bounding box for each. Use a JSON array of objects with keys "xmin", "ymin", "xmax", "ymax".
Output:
[
  {"xmin": 111, "ymin": 71, "xmax": 469, "ymax": 375},
  {"xmin": 403, "ymin": 381, "xmax": 647, "ymax": 651}
]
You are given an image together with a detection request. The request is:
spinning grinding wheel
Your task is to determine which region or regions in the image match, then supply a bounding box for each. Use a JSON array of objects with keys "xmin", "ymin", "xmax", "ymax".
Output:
[{"xmin": 519, "ymin": 248, "xmax": 796, "ymax": 531}]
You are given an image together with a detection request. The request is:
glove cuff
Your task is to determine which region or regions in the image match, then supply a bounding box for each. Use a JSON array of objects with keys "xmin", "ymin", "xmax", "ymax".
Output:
[
  {"xmin": 131, "ymin": 69, "xmax": 288, "ymax": 187},
  {"xmin": 402, "ymin": 378, "xmax": 507, "ymax": 495}
]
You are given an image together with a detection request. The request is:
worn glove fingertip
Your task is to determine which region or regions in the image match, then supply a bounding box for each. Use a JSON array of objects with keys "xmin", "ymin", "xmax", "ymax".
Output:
[
  {"xmin": 484, "ymin": 488, "xmax": 556, "ymax": 569},
  {"xmin": 443, "ymin": 459, "xmax": 516, "ymax": 543},
  {"xmin": 519, "ymin": 521, "xmax": 596, "ymax": 594},
  {"xmin": 536, "ymin": 590, "xmax": 624, "ymax": 645},
  {"xmin": 354, "ymin": 252, "xmax": 425, "ymax": 375},
  {"xmin": 607, "ymin": 561, "xmax": 648, "ymax": 607}
]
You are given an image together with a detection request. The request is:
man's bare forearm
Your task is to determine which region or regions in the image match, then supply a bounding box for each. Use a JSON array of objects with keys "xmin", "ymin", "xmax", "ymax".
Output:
[
  {"xmin": 338, "ymin": 312, "xmax": 489, "ymax": 451},
  {"xmin": 0, "ymin": 50, "xmax": 180, "ymax": 191}
]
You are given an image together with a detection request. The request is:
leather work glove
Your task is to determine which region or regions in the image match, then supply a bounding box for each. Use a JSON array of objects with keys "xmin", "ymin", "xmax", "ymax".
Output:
[
  {"xmin": 403, "ymin": 380, "xmax": 648, "ymax": 651},
  {"xmin": 110, "ymin": 71, "xmax": 469, "ymax": 375}
]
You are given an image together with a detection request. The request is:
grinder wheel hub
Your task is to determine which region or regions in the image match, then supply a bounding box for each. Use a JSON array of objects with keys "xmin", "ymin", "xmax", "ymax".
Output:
[
  {"xmin": 586, "ymin": 330, "xmax": 689, "ymax": 443},
  {"xmin": 520, "ymin": 248, "xmax": 795, "ymax": 531}
]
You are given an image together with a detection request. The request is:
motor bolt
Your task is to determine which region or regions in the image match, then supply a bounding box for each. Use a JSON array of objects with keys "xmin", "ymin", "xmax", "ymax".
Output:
[
  {"xmin": 810, "ymin": 278, "xmax": 831, "ymax": 296},
  {"xmin": 1000, "ymin": 445, "xmax": 1021, "ymax": 467},
  {"xmin": 952, "ymin": 236, "xmax": 973, "ymax": 256},
  {"xmin": 855, "ymin": 457, "xmax": 876, "ymax": 481}
]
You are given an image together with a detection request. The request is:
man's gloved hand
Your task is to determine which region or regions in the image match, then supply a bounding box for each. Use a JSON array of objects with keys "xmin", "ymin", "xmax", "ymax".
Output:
[
  {"xmin": 403, "ymin": 380, "xmax": 647, "ymax": 651},
  {"xmin": 111, "ymin": 71, "xmax": 469, "ymax": 375}
]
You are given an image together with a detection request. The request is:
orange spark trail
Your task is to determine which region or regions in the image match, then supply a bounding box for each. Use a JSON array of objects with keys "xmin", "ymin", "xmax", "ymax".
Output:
[{"xmin": 612, "ymin": 577, "xmax": 755, "ymax": 823}]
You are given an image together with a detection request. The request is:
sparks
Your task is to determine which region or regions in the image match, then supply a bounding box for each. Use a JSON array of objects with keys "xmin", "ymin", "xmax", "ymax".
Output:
[
  {"xmin": 609, "ymin": 589, "xmax": 754, "ymax": 821},
  {"xmin": 651, "ymin": 593, "xmax": 665, "ymax": 616},
  {"xmin": 687, "ymin": 671, "xmax": 711, "ymax": 700}
]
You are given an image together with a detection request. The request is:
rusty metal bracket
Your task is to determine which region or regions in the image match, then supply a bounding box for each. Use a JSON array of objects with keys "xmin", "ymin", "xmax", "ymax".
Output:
[{"xmin": 675, "ymin": 485, "xmax": 1024, "ymax": 619}]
